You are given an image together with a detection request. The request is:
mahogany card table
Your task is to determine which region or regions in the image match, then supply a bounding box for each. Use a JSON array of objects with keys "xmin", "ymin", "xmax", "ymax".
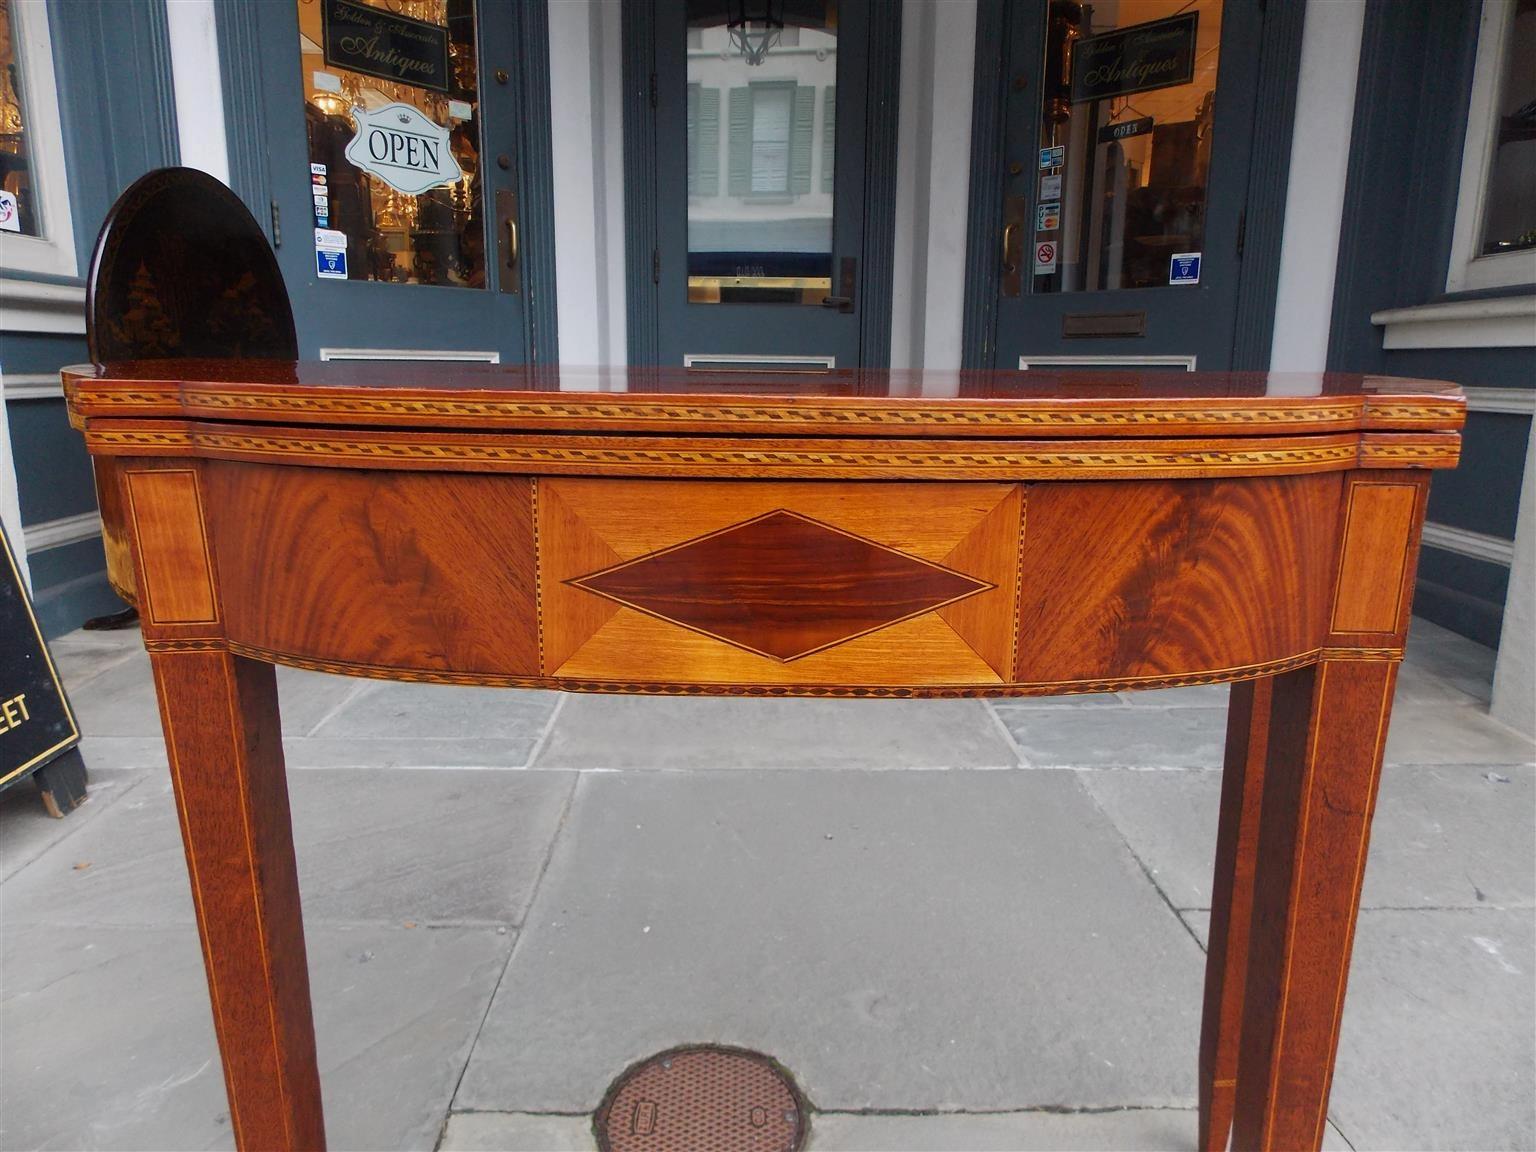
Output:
[{"xmin": 64, "ymin": 362, "xmax": 1463, "ymax": 1152}]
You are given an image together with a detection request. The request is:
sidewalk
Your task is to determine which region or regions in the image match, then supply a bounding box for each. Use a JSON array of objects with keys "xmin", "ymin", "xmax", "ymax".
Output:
[{"xmin": 2, "ymin": 619, "xmax": 1532, "ymax": 1151}]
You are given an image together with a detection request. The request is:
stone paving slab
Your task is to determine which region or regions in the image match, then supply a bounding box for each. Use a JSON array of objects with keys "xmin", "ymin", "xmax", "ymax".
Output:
[
  {"xmin": 0, "ymin": 922, "xmax": 509, "ymax": 1151},
  {"xmin": 2, "ymin": 769, "xmax": 575, "ymax": 927},
  {"xmin": 456, "ymin": 769, "xmax": 1204, "ymax": 1114},
  {"xmin": 993, "ymin": 705, "xmax": 1227, "ymax": 769},
  {"xmin": 1083, "ymin": 764, "xmax": 1536, "ymax": 912},
  {"xmin": 1178, "ymin": 908, "xmax": 1536, "ymax": 1152},
  {"xmin": 68, "ymin": 654, "xmax": 361, "ymax": 739},
  {"xmin": 1383, "ymin": 701, "xmax": 1535, "ymax": 765},
  {"xmin": 440, "ymin": 1113, "xmax": 594, "ymax": 1151},
  {"xmin": 1329, "ymin": 908, "xmax": 1536, "ymax": 1152},
  {"xmin": 48, "ymin": 630, "xmax": 143, "ymax": 694},
  {"xmin": 438, "ymin": 1107, "xmax": 1354, "ymax": 1151},
  {"xmin": 0, "ymin": 766, "xmax": 147, "ymax": 883},
  {"xmin": 534, "ymin": 695, "xmax": 1018, "ymax": 769},
  {"xmin": 312, "ymin": 682, "xmax": 561, "ymax": 742},
  {"xmin": 804, "ymin": 1109, "xmax": 1353, "ymax": 1151}
]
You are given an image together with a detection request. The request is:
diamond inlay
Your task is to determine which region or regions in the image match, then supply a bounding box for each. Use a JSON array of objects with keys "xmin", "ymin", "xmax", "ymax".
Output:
[{"xmin": 568, "ymin": 510, "xmax": 993, "ymax": 661}]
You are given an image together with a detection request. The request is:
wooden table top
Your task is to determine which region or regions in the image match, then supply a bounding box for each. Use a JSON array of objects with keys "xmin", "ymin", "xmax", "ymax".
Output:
[{"xmin": 64, "ymin": 362, "xmax": 1464, "ymax": 441}]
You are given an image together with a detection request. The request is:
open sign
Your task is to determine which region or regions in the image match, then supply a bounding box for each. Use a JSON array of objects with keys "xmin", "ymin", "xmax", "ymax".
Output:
[{"xmin": 343, "ymin": 103, "xmax": 463, "ymax": 196}]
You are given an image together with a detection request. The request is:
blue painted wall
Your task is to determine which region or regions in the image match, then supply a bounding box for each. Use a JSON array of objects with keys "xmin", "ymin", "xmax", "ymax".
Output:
[
  {"xmin": 1, "ymin": 0, "xmax": 178, "ymax": 637},
  {"xmin": 1329, "ymin": 0, "xmax": 1535, "ymax": 647}
]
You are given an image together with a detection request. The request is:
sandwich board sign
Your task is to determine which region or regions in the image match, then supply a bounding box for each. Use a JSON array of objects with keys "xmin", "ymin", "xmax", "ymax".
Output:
[{"xmin": 0, "ymin": 523, "xmax": 86, "ymax": 816}]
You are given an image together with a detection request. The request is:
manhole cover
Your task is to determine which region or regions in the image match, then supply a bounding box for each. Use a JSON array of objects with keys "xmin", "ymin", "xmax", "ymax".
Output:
[{"xmin": 595, "ymin": 1045, "xmax": 807, "ymax": 1152}]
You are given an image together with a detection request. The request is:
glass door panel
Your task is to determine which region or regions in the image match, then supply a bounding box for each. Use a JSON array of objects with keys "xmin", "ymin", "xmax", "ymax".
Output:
[
  {"xmin": 1032, "ymin": 0, "xmax": 1222, "ymax": 293},
  {"xmin": 296, "ymin": 0, "xmax": 486, "ymax": 288},
  {"xmin": 985, "ymin": 0, "xmax": 1263, "ymax": 371},
  {"xmin": 650, "ymin": 0, "xmax": 872, "ymax": 368},
  {"xmin": 257, "ymin": 0, "xmax": 530, "ymax": 360},
  {"xmin": 685, "ymin": 8, "xmax": 837, "ymax": 305}
]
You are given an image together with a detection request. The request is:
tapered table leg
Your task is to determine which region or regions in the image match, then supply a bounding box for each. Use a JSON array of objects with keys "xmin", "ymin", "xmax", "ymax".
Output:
[
  {"xmin": 1199, "ymin": 677, "xmax": 1272, "ymax": 1152},
  {"xmin": 1233, "ymin": 659, "xmax": 1396, "ymax": 1152},
  {"xmin": 150, "ymin": 648, "xmax": 326, "ymax": 1151}
]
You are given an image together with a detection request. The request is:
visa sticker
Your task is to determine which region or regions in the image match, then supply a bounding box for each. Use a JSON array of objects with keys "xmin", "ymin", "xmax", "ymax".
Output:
[
  {"xmin": 310, "ymin": 163, "xmax": 327, "ymax": 176},
  {"xmin": 1169, "ymin": 252, "xmax": 1201, "ymax": 284},
  {"xmin": 1038, "ymin": 144, "xmax": 1065, "ymax": 169}
]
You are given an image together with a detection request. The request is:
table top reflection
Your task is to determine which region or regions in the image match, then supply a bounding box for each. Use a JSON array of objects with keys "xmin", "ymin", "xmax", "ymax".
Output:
[{"xmin": 63, "ymin": 362, "xmax": 1464, "ymax": 441}]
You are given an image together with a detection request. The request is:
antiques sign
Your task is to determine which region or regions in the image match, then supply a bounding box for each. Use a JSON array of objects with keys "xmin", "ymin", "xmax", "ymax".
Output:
[
  {"xmin": 344, "ymin": 102, "xmax": 463, "ymax": 195},
  {"xmin": 321, "ymin": 0, "xmax": 450, "ymax": 93},
  {"xmin": 1071, "ymin": 13, "xmax": 1199, "ymax": 105},
  {"xmin": 0, "ymin": 525, "xmax": 78, "ymax": 791}
]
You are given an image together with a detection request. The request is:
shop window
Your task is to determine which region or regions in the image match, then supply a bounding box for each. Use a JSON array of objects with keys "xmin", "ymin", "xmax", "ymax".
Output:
[
  {"xmin": 295, "ymin": 0, "xmax": 484, "ymax": 288},
  {"xmin": 1448, "ymin": 0, "xmax": 1536, "ymax": 292},
  {"xmin": 686, "ymin": 6, "xmax": 835, "ymax": 305},
  {"xmin": 1029, "ymin": 0, "xmax": 1222, "ymax": 295},
  {"xmin": 0, "ymin": 0, "xmax": 76, "ymax": 277}
]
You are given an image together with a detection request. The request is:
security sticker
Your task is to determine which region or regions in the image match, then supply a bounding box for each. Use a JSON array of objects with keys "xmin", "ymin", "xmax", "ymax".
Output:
[
  {"xmin": 315, "ymin": 228, "xmax": 347, "ymax": 280},
  {"xmin": 1169, "ymin": 252, "xmax": 1201, "ymax": 284},
  {"xmin": 316, "ymin": 248, "xmax": 347, "ymax": 279}
]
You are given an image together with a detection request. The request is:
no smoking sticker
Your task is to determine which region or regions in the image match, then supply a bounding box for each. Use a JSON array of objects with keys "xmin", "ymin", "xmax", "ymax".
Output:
[{"xmin": 1034, "ymin": 240, "xmax": 1057, "ymax": 274}]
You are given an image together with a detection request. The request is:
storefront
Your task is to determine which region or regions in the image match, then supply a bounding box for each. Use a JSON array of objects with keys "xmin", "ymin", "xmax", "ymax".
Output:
[{"xmin": 1, "ymin": 0, "xmax": 1531, "ymax": 728}]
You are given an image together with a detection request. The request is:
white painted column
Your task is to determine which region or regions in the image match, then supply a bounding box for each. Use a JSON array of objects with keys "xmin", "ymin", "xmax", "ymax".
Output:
[
  {"xmin": 166, "ymin": 0, "xmax": 230, "ymax": 184},
  {"xmin": 890, "ymin": 0, "xmax": 976, "ymax": 371},
  {"xmin": 548, "ymin": 0, "xmax": 626, "ymax": 369},
  {"xmin": 1268, "ymin": 0, "xmax": 1365, "ymax": 371},
  {"xmin": 0, "ymin": 399, "xmax": 28, "ymax": 590},
  {"xmin": 1492, "ymin": 414, "xmax": 1536, "ymax": 736}
]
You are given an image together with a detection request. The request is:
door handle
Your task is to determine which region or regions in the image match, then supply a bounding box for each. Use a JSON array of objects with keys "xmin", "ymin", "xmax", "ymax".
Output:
[
  {"xmin": 820, "ymin": 256, "xmax": 857, "ymax": 313},
  {"xmin": 1001, "ymin": 195, "xmax": 1028, "ymax": 297},
  {"xmin": 495, "ymin": 188, "xmax": 521, "ymax": 295}
]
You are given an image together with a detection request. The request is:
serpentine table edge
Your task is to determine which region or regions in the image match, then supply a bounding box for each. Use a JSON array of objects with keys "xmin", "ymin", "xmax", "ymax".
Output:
[{"xmin": 64, "ymin": 363, "xmax": 1464, "ymax": 1152}]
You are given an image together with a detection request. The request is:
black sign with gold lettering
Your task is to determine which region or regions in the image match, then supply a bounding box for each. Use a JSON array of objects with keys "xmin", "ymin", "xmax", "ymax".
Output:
[
  {"xmin": 0, "ymin": 523, "xmax": 79, "ymax": 792},
  {"xmin": 1098, "ymin": 115, "xmax": 1156, "ymax": 143},
  {"xmin": 321, "ymin": 0, "xmax": 450, "ymax": 94},
  {"xmin": 1071, "ymin": 13, "xmax": 1199, "ymax": 105}
]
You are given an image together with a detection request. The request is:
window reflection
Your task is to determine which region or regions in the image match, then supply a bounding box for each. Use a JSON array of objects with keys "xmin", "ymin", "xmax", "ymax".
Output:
[
  {"xmin": 1033, "ymin": 0, "xmax": 1221, "ymax": 293},
  {"xmin": 1479, "ymin": 2, "xmax": 1536, "ymax": 256},
  {"xmin": 296, "ymin": 0, "xmax": 484, "ymax": 287},
  {"xmin": 0, "ymin": 0, "xmax": 39, "ymax": 237},
  {"xmin": 686, "ymin": 2, "xmax": 837, "ymax": 305}
]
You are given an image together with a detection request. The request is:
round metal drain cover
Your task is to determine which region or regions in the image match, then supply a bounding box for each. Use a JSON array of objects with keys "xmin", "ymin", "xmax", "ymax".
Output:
[{"xmin": 595, "ymin": 1045, "xmax": 806, "ymax": 1152}]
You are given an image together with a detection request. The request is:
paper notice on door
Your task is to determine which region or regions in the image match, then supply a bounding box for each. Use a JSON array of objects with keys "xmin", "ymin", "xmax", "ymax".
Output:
[{"xmin": 1039, "ymin": 173, "xmax": 1062, "ymax": 201}]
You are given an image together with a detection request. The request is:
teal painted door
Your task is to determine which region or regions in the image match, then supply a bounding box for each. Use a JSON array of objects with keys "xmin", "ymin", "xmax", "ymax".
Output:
[
  {"xmin": 254, "ymin": 0, "xmax": 530, "ymax": 361},
  {"xmin": 648, "ymin": 0, "xmax": 877, "ymax": 369},
  {"xmin": 986, "ymin": 0, "xmax": 1264, "ymax": 370}
]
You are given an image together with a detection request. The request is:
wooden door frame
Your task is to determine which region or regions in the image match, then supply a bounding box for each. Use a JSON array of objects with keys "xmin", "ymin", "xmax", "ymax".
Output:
[
  {"xmin": 622, "ymin": 0, "xmax": 903, "ymax": 367},
  {"xmin": 960, "ymin": 0, "xmax": 1306, "ymax": 370},
  {"xmin": 215, "ymin": 0, "xmax": 561, "ymax": 364}
]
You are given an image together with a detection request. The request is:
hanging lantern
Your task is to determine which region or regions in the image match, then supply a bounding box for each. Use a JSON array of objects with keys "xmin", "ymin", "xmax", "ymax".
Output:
[{"xmin": 727, "ymin": 0, "xmax": 784, "ymax": 66}]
